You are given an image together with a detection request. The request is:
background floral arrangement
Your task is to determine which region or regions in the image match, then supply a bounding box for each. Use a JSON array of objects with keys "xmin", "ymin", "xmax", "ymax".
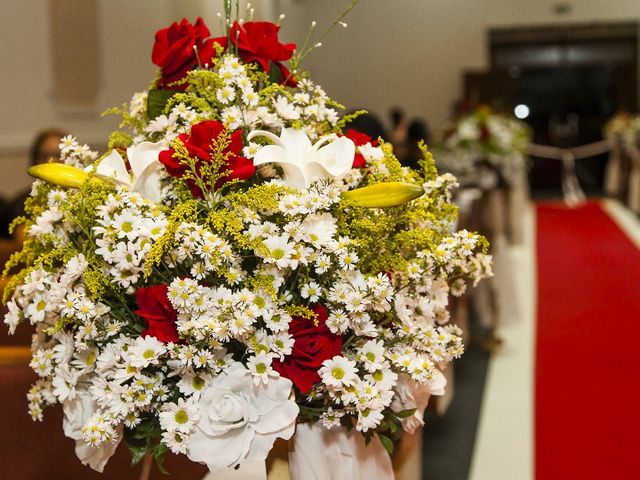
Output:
[
  {"xmin": 2, "ymin": 4, "xmax": 492, "ymax": 475},
  {"xmin": 436, "ymin": 106, "xmax": 532, "ymax": 186},
  {"xmin": 603, "ymin": 111, "xmax": 640, "ymax": 146}
]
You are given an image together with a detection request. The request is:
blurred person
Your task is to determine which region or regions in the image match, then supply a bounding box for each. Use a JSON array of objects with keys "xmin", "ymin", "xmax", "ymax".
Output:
[
  {"xmin": 343, "ymin": 110, "xmax": 389, "ymax": 142},
  {"xmin": 30, "ymin": 128, "xmax": 66, "ymax": 166},
  {"xmin": 389, "ymin": 107, "xmax": 409, "ymax": 159},
  {"xmin": 0, "ymin": 196, "xmax": 12, "ymax": 240},
  {"xmin": 401, "ymin": 118, "xmax": 431, "ymax": 172},
  {"xmin": 0, "ymin": 128, "xmax": 66, "ymax": 272}
]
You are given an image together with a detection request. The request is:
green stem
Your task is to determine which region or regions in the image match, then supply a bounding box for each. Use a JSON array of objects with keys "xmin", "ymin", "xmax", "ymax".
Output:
[
  {"xmin": 286, "ymin": 0, "xmax": 360, "ymax": 85},
  {"xmin": 294, "ymin": 0, "xmax": 360, "ymax": 67},
  {"xmin": 224, "ymin": 0, "xmax": 232, "ymax": 38},
  {"xmin": 138, "ymin": 453, "xmax": 153, "ymax": 480}
]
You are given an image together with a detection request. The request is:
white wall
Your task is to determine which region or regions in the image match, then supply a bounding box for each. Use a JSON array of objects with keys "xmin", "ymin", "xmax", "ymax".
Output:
[
  {"xmin": 0, "ymin": 0, "xmax": 177, "ymax": 195},
  {"xmin": 1, "ymin": 0, "xmax": 640, "ymax": 196},
  {"xmin": 0, "ymin": 1, "xmax": 173, "ymax": 150},
  {"xmin": 278, "ymin": 0, "xmax": 640, "ymax": 134}
]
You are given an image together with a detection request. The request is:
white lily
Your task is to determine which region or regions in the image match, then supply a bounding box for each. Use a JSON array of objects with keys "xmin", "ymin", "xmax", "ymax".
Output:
[
  {"xmin": 93, "ymin": 142, "xmax": 165, "ymax": 202},
  {"xmin": 247, "ymin": 127, "xmax": 355, "ymax": 189}
]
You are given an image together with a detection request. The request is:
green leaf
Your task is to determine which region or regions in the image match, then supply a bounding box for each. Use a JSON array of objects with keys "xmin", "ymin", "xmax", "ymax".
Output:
[
  {"xmin": 389, "ymin": 420, "xmax": 399, "ymax": 434},
  {"xmin": 124, "ymin": 418, "xmax": 156, "ymax": 465},
  {"xmin": 147, "ymin": 89, "xmax": 177, "ymax": 120},
  {"xmin": 378, "ymin": 434, "xmax": 394, "ymax": 455},
  {"xmin": 340, "ymin": 415, "xmax": 354, "ymax": 431},
  {"xmin": 268, "ymin": 61, "xmax": 283, "ymax": 84},
  {"xmin": 153, "ymin": 442, "xmax": 170, "ymax": 475},
  {"xmin": 395, "ymin": 408, "xmax": 417, "ymax": 419},
  {"xmin": 126, "ymin": 442, "xmax": 148, "ymax": 466},
  {"xmin": 378, "ymin": 419, "xmax": 390, "ymax": 432},
  {"xmin": 130, "ymin": 428, "xmax": 148, "ymax": 440}
]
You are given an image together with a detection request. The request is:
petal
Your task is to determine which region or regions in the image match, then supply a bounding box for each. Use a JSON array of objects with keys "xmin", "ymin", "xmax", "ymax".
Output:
[
  {"xmin": 263, "ymin": 376, "xmax": 294, "ymax": 404},
  {"xmin": 190, "ymin": 120, "xmax": 224, "ymax": 153},
  {"xmin": 273, "ymin": 360, "xmax": 318, "ymax": 393},
  {"xmin": 127, "ymin": 141, "xmax": 164, "ymax": 178},
  {"xmin": 193, "ymin": 17, "xmax": 211, "ymax": 39},
  {"xmin": 251, "ymin": 144, "xmax": 306, "ymax": 189},
  {"xmin": 253, "ymin": 145, "xmax": 286, "ymax": 165},
  {"xmin": 132, "ymin": 162, "xmax": 164, "ymax": 203},
  {"xmin": 246, "ymin": 422, "xmax": 296, "ymax": 461},
  {"xmin": 298, "ymin": 162, "xmax": 332, "ymax": 188},
  {"xmin": 251, "ymin": 144, "xmax": 284, "ymax": 167},
  {"xmin": 253, "ymin": 398, "xmax": 298, "ymax": 436},
  {"xmin": 425, "ymin": 368, "xmax": 447, "ymax": 396},
  {"xmin": 247, "ymin": 130, "xmax": 282, "ymax": 146},
  {"xmin": 95, "ymin": 150, "xmax": 131, "ymax": 187},
  {"xmin": 313, "ymin": 137, "xmax": 355, "ymax": 177},
  {"xmin": 74, "ymin": 435, "xmax": 121, "ymax": 473},
  {"xmin": 278, "ymin": 163, "xmax": 308, "ymax": 190},
  {"xmin": 188, "ymin": 427, "xmax": 252, "ymax": 473},
  {"xmin": 279, "ymin": 128, "xmax": 312, "ymax": 165}
]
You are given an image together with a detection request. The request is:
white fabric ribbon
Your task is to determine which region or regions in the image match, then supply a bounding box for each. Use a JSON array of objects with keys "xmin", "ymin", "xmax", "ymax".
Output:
[
  {"xmin": 604, "ymin": 140, "xmax": 623, "ymax": 198},
  {"xmin": 627, "ymin": 143, "xmax": 640, "ymax": 214},
  {"xmin": 288, "ymin": 423, "xmax": 394, "ymax": 480},
  {"xmin": 202, "ymin": 461, "xmax": 266, "ymax": 480},
  {"xmin": 62, "ymin": 390, "xmax": 121, "ymax": 472}
]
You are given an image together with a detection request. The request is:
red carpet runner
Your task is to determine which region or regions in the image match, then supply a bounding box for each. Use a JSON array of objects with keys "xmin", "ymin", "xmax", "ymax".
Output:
[{"xmin": 536, "ymin": 201, "xmax": 640, "ymax": 479}]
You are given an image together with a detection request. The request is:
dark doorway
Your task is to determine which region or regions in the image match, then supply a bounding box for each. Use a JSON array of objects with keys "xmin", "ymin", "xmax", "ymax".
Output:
[
  {"xmin": 466, "ymin": 23, "xmax": 639, "ymax": 197},
  {"xmin": 514, "ymin": 64, "xmax": 617, "ymax": 193}
]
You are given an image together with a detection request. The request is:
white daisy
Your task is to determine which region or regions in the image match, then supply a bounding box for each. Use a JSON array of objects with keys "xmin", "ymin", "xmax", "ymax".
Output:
[
  {"xmin": 262, "ymin": 234, "xmax": 295, "ymax": 269},
  {"xmin": 300, "ymin": 281, "xmax": 321, "ymax": 302},
  {"xmin": 128, "ymin": 336, "xmax": 166, "ymax": 368},
  {"xmin": 246, "ymin": 353, "xmax": 276, "ymax": 385},
  {"xmin": 159, "ymin": 398, "xmax": 200, "ymax": 434},
  {"xmin": 319, "ymin": 356, "xmax": 358, "ymax": 388}
]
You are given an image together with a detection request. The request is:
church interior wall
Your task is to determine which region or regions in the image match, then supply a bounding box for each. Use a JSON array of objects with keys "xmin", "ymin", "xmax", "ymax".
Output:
[{"xmin": 1, "ymin": 0, "xmax": 638, "ymax": 195}]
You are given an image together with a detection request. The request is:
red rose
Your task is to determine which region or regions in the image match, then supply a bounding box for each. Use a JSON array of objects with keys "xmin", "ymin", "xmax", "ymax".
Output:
[
  {"xmin": 443, "ymin": 127, "xmax": 456, "ymax": 140},
  {"xmin": 152, "ymin": 17, "xmax": 215, "ymax": 90},
  {"xmin": 214, "ymin": 21, "xmax": 296, "ymax": 85},
  {"xmin": 480, "ymin": 125, "xmax": 491, "ymax": 142},
  {"xmin": 134, "ymin": 284, "xmax": 179, "ymax": 343},
  {"xmin": 159, "ymin": 120, "xmax": 255, "ymax": 197},
  {"xmin": 345, "ymin": 129, "xmax": 378, "ymax": 168},
  {"xmin": 273, "ymin": 305, "xmax": 343, "ymax": 393}
]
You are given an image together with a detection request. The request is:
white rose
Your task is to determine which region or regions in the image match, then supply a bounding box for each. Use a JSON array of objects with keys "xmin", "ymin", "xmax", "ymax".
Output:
[
  {"xmin": 62, "ymin": 389, "xmax": 121, "ymax": 472},
  {"xmin": 187, "ymin": 362, "xmax": 298, "ymax": 473},
  {"xmin": 391, "ymin": 370, "xmax": 447, "ymax": 434}
]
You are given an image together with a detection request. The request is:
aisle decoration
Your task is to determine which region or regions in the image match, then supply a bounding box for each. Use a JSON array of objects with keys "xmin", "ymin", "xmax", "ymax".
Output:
[
  {"xmin": 2, "ymin": 4, "xmax": 492, "ymax": 475},
  {"xmin": 603, "ymin": 111, "xmax": 640, "ymax": 145},
  {"xmin": 603, "ymin": 111, "xmax": 640, "ymax": 211},
  {"xmin": 435, "ymin": 106, "xmax": 531, "ymax": 186}
]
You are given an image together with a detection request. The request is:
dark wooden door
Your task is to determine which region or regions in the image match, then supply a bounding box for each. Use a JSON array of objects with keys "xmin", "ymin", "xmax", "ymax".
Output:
[{"xmin": 487, "ymin": 22, "xmax": 638, "ymax": 195}]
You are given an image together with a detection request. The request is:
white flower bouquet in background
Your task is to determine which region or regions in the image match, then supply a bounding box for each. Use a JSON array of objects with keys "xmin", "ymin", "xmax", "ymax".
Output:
[
  {"xmin": 436, "ymin": 105, "xmax": 532, "ymax": 186},
  {"xmin": 603, "ymin": 111, "xmax": 640, "ymax": 147}
]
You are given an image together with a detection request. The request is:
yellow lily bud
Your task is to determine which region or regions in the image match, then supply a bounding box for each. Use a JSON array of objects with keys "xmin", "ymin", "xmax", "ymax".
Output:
[{"xmin": 341, "ymin": 182, "xmax": 424, "ymax": 208}]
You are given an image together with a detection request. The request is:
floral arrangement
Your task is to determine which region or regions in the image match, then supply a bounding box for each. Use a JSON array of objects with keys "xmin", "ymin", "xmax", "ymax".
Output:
[
  {"xmin": 436, "ymin": 106, "xmax": 531, "ymax": 185},
  {"xmin": 603, "ymin": 111, "xmax": 640, "ymax": 146},
  {"xmin": 2, "ymin": 5, "xmax": 492, "ymax": 475}
]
